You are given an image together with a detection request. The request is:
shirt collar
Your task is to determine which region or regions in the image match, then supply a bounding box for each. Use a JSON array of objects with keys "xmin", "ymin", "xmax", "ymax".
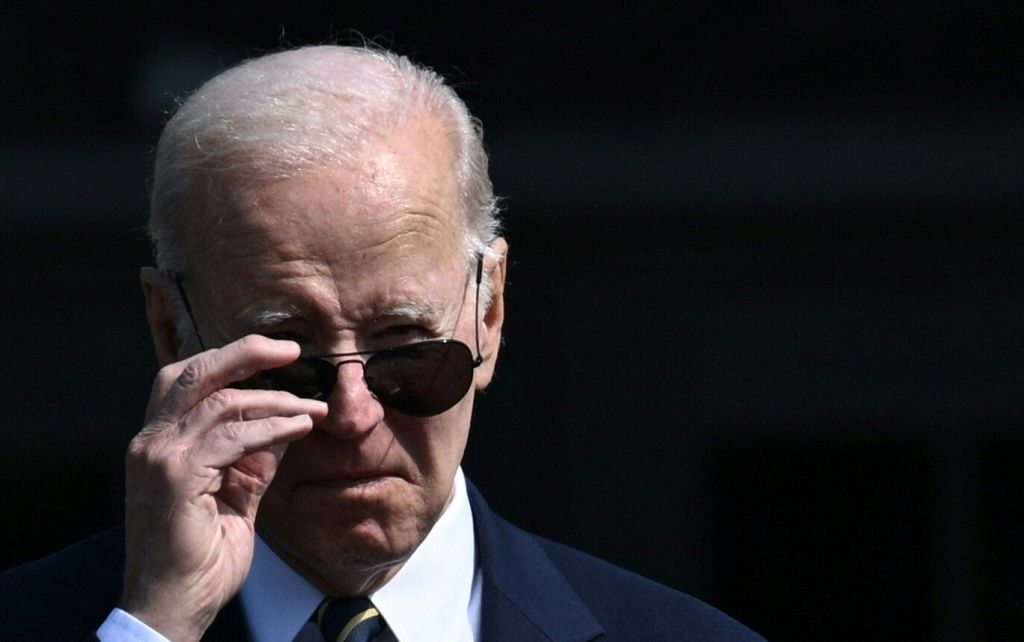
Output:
[
  {"xmin": 371, "ymin": 467, "xmax": 477, "ymax": 641},
  {"xmin": 240, "ymin": 530, "xmax": 323, "ymax": 642},
  {"xmin": 240, "ymin": 467, "xmax": 477, "ymax": 642}
]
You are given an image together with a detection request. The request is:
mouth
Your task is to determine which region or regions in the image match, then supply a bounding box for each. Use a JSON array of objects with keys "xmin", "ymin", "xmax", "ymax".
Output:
[{"xmin": 302, "ymin": 471, "xmax": 406, "ymax": 491}]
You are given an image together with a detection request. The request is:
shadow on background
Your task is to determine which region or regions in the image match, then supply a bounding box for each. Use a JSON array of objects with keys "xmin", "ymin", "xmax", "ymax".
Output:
[{"xmin": 2, "ymin": 3, "xmax": 1022, "ymax": 640}]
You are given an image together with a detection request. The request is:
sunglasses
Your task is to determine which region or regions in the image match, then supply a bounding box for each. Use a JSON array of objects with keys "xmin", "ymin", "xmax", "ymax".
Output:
[{"xmin": 170, "ymin": 257, "xmax": 483, "ymax": 417}]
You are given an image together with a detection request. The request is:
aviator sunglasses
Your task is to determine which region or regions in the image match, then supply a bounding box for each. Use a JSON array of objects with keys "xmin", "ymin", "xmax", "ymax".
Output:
[{"xmin": 170, "ymin": 257, "xmax": 484, "ymax": 417}]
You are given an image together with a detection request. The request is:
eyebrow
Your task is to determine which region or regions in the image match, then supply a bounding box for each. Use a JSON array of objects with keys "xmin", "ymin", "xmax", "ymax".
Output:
[
  {"xmin": 233, "ymin": 299, "xmax": 450, "ymax": 330},
  {"xmin": 374, "ymin": 300, "xmax": 450, "ymax": 327},
  {"xmin": 234, "ymin": 303, "xmax": 304, "ymax": 329}
]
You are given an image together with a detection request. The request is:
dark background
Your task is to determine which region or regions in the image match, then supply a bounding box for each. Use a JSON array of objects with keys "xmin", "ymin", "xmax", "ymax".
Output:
[{"xmin": 2, "ymin": 2, "xmax": 1022, "ymax": 640}]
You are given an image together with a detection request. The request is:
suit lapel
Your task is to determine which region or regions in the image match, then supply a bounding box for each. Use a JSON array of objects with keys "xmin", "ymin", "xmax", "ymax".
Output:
[{"xmin": 467, "ymin": 481, "xmax": 604, "ymax": 642}]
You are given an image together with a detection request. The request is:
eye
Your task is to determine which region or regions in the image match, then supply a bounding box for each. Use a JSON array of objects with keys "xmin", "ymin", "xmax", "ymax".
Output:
[
  {"xmin": 382, "ymin": 325, "xmax": 424, "ymax": 337},
  {"xmin": 376, "ymin": 324, "xmax": 431, "ymax": 343}
]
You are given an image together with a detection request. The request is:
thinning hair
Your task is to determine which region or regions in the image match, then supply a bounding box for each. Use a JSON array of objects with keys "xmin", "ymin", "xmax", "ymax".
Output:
[{"xmin": 148, "ymin": 45, "xmax": 501, "ymax": 273}]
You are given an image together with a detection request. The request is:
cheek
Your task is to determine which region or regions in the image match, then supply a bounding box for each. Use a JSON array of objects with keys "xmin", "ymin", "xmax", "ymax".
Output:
[{"xmin": 392, "ymin": 407, "xmax": 473, "ymax": 484}]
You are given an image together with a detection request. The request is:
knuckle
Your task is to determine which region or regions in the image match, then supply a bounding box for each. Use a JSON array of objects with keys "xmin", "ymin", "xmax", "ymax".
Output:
[
  {"xmin": 126, "ymin": 437, "xmax": 180, "ymax": 481},
  {"xmin": 127, "ymin": 423, "xmax": 164, "ymax": 460},
  {"xmin": 125, "ymin": 438, "xmax": 146, "ymax": 465},
  {"xmin": 154, "ymin": 364, "xmax": 179, "ymax": 389},
  {"xmin": 220, "ymin": 420, "xmax": 243, "ymax": 442},
  {"xmin": 177, "ymin": 359, "xmax": 207, "ymax": 388},
  {"xmin": 257, "ymin": 416, "xmax": 282, "ymax": 433},
  {"xmin": 204, "ymin": 388, "xmax": 235, "ymax": 414}
]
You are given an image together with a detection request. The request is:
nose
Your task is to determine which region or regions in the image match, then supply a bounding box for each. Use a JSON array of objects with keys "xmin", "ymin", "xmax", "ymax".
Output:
[{"xmin": 317, "ymin": 359, "xmax": 385, "ymax": 439}]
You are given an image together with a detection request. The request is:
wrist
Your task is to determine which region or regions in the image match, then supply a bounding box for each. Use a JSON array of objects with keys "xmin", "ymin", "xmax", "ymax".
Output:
[{"xmin": 120, "ymin": 593, "xmax": 217, "ymax": 642}]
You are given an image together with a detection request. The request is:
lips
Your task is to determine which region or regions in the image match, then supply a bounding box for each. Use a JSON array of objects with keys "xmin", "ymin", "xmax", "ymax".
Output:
[
  {"xmin": 278, "ymin": 436, "xmax": 415, "ymax": 492},
  {"xmin": 301, "ymin": 469, "xmax": 407, "ymax": 490}
]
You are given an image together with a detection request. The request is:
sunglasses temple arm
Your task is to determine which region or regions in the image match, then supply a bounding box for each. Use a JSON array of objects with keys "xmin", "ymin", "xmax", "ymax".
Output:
[
  {"xmin": 473, "ymin": 254, "xmax": 483, "ymax": 366},
  {"xmin": 169, "ymin": 270, "xmax": 208, "ymax": 351}
]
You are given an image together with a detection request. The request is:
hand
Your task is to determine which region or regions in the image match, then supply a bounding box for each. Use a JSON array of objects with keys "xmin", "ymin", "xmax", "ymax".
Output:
[{"xmin": 120, "ymin": 335, "xmax": 329, "ymax": 642}]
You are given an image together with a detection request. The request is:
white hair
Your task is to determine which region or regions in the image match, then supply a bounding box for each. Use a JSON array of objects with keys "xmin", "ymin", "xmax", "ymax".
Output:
[{"xmin": 148, "ymin": 45, "xmax": 501, "ymax": 274}]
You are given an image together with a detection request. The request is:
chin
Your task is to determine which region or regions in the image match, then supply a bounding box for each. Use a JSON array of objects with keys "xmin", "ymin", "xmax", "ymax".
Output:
[{"xmin": 257, "ymin": 481, "xmax": 436, "ymax": 588}]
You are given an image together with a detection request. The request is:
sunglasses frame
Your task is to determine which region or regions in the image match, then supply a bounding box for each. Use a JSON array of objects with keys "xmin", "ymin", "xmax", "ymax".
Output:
[{"xmin": 167, "ymin": 255, "xmax": 485, "ymax": 415}]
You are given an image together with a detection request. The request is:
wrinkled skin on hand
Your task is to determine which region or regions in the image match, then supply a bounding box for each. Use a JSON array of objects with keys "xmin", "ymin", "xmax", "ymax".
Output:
[{"xmin": 120, "ymin": 335, "xmax": 328, "ymax": 642}]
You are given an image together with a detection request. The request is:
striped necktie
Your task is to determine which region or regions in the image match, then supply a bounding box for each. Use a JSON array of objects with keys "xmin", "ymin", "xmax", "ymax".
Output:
[{"xmin": 314, "ymin": 596, "xmax": 387, "ymax": 642}]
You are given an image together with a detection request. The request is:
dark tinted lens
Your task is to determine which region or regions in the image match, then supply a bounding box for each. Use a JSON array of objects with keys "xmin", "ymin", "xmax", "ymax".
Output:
[
  {"xmin": 234, "ymin": 358, "xmax": 336, "ymax": 400},
  {"xmin": 364, "ymin": 340, "xmax": 475, "ymax": 417}
]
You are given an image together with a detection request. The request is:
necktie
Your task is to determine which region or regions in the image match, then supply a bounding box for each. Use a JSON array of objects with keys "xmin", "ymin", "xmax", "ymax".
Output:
[{"xmin": 314, "ymin": 596, "xmax": 387, "ymax": 642}]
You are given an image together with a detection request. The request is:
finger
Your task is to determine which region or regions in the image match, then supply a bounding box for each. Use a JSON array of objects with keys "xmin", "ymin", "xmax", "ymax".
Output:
[
  {"xmin": 144, "ymin": 350, "xmax": 214, "ymax": 422},
  {"xmin": 196, "ymin": 414, "xmax": 314, "ymax": 470},
  {"xmin": 145, "ymin": 361, "xmax": 184, "ymax": 422},
  {"xmin": 177, "ymin": 388, "xmax": 328, "ymax": 439},
  {"xmin": 158, "ymin": 335, "xmax": 302, "ymax": 421},
  {"xmin": 217, "ymin": 450, "xmax": 286, "ymax": 519}
]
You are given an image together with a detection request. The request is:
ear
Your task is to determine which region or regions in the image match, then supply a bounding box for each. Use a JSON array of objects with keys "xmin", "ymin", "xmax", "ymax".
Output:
[
  {"xmin": 141, "ymin": 267, "xmax": 183, "ymax": 367},
  {"xmin": 474, "ymin": 237, "xmax": 508, "ymax": 390}
]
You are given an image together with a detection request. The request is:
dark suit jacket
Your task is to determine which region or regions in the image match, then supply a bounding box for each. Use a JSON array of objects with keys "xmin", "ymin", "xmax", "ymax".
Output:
[{"xmin": 0, "ymin": 481, "xmax": 763, "ymax": 641}]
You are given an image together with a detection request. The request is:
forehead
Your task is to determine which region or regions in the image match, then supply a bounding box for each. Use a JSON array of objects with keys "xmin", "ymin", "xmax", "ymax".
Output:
[{"xmin": 184, "ymin": 114, "xmax": 467, "ymax": 319}]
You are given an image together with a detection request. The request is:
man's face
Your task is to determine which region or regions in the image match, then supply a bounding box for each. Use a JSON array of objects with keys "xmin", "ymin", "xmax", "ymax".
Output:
[{"xmin": 179, "ymin": 114, "xmax": 500, "ymax": 593}]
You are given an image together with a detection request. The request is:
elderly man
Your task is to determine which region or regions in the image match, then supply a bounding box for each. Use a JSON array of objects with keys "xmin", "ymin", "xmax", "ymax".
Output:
[{"xmin": 1, "ymin": 46, "xmax": 762, "ymax": 641}]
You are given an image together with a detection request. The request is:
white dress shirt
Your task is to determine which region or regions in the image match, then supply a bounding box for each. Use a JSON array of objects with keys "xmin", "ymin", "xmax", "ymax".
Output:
[{"xmin": 98, "ymin": 467, "xmax": 481, "ymax": 642}]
